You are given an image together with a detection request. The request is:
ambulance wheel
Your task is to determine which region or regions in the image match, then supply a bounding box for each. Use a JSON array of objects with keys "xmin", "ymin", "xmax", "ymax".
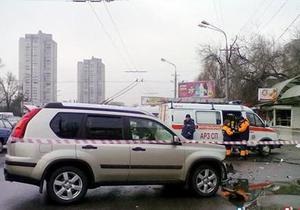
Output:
[{"xmin": 259, "ymin": 145, "xmax": 271, "ymax": 156}]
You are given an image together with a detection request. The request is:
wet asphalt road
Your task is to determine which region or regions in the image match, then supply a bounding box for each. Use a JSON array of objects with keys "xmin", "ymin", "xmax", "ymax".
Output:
[{"xmin": 1, "ymin": 145, "xmax": 300, "ymax": 210}]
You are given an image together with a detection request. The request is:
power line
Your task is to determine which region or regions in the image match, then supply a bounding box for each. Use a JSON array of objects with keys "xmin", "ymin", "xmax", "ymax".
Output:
[
  {"xmin": 103, "ymin": 1, "xmax": 137, "ymax": 71},
  {"xmin": 102, "ymin": 79, "xmax": 140, "ymax": 104},
  {"xmin": 261, "ymin": 0, "xmax": 288, "ymax": 31},
  {"xmin": 104, "ymin": 82, "xmax": 140, "ymax": 104},
  {"xmin": 212, "ymin": 0, "xmax": 220, "ymax": 26},
  {"xmin": 88, "ymin": 1, "xmax": 132, "ymax": 69},
  {"xmin": 237, "ymin": 0, "xmax": 266, "ymax": 35},
  {"xmin": 277, "ymin": 14, "xmax": 300, "ymax": 41},
  {"xmin": 217, "ymin": 0, "xmax": 225, "ymax": 27}
]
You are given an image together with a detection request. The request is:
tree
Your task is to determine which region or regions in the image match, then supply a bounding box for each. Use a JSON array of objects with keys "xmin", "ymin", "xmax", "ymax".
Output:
[
  {"xmin": 197, "ymin": 34, "xmax": 297, "ymax": 105},
  {"xmin": 0, "ymin": 72, "xmax": 19, "ymax": 111}
]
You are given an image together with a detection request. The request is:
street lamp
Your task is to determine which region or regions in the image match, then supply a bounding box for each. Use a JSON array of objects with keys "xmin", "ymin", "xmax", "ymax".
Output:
[
  {"xmin": 161, "ymin": 58, "xmax": 177, "ymax": 99},
  {"xmin": 198, "ymin": 20, "xmax": 229, "ymax": 102}
]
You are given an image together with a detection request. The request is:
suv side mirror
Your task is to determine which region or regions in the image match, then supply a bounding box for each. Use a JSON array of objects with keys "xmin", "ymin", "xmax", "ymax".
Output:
[{"xmin": 173, "ymin": 136, "xmax": 182, "ymax": 145}]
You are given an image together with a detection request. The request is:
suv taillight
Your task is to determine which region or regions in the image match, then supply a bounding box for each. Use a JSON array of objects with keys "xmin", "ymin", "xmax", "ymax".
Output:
[{"xmin": 11, "ymin": 108, "xmax": 41, "ymax": 138}]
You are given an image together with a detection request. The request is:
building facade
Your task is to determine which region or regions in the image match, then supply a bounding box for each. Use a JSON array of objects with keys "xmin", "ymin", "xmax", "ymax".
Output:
[
  {"xmin": 259, "ymin": 75, "xmax": 300, "ymax": 129},
  {"xmin": 19, "ymin": 31, "xmax": 57, "ymax": 106},
  {"xmin": 77, "ymin": 57, "xmax": 105, "ymax": 104}
]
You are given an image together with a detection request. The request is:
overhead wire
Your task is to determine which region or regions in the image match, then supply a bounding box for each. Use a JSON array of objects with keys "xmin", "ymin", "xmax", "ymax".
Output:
[
  {"xmin": 260, "ymin": 0, "xmax": 289, "ymax": 31},
  {"xmin": 237, "ymin": 0, "xmax": 267, "ymax": 36},
  {"xmin": 212, "ymin": 0, "xmax": 220, "ymax": 26},
  {"xmin": 104, "ymin": 82, "xmax": 140, "ymax": 104},
  {"xmin": 102, "ymin": 79, "xmax": 140, "ymax": 104},
  {"xmin": 87, "ymin": 1, "xmax": 132, "ymax": 69},
  {"xmin": 217, "ymin": 0, "xmax": 225, "ymax": 27},
  {"xmin": 103, "ymin": 1, "xmax": 137, "ymax": 71},
  {"xmin": 277, "ymin": 14, "xmax": 300, "ymax": 41}
]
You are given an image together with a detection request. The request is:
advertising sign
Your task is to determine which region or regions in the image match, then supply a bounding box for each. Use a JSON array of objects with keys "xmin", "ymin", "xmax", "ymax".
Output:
[
  {"xmin": 258, "ymin": 88, "xmax": 278, "ymax": 101},
  {"xmin": 141, "ymin": 96, "xmax": 168, "ymax": 106},
  {"xmin": 178, "ymin": 81, "xmax": 215, "ymax": 98}
]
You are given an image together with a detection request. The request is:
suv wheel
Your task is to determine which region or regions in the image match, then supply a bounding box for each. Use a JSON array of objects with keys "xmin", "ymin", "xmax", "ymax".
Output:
[
  {"xmin": 47, "ymin": 167, "xmax": 88, "ymax": 204},
  {"xmin": 190, "ymin": 165, "xmax": 220, "ymax": 197}
]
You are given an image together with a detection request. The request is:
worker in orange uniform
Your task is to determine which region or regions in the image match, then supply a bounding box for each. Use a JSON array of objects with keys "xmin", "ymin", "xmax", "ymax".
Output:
[
  {"xmin": 222, "ymin": 119, "xmax": 234, "ymax": 156},
  {"xmin": 237, "ymin": 116, "xmax": 250, "ymax": 159}
]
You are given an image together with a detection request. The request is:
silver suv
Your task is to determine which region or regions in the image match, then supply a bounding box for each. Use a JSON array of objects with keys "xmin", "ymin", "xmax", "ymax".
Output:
[{"xmin": 5, "ymin": 103, "xmax": 227, "ymax": 204}]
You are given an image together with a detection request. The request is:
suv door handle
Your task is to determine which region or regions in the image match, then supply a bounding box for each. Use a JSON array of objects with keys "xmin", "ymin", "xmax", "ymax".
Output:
[
  {"xmin": 132, "ymin": 147, "xmax": 146, "ymax": 152},
  {"xmin": 82, "ymin": 145, "xmax": 98, "ymax": 150}
]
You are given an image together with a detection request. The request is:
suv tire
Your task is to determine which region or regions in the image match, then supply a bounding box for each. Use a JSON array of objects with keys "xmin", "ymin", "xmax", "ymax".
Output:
[
  {"xmin": 47, "ymin": 166, "xmax": 88, "ymax": 204},
  {"xmin": 190, "ymin": 165, "xmax": 220, "ymax": 197}
]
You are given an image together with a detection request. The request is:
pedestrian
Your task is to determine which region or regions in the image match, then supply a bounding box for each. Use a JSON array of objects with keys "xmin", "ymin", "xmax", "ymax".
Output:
[
  {"xmin": 222, "ymin": 119, "xmax": 234, "ymax": 156},
  {"xmin": 237, "ymin": 116, "xmax": 250, "ymax": 159},
  {"xmin": 181, "ymin": 114, "xmax": 195, "ymax": 139}
]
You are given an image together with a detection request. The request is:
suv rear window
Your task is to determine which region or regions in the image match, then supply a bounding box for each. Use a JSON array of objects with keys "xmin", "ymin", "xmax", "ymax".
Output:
[{"xmin": 50, "ymin": 113, "xmax": 84, "ymax": 139}]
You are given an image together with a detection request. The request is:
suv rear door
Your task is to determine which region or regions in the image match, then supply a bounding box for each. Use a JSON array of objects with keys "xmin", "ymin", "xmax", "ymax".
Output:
[
  {"xmin": 77, "ymin": 114, "xmax": 130, "ymax": 182},
  {"xmin": 126, "ymin": 117, "xmax": 184, "ymax": 182}
]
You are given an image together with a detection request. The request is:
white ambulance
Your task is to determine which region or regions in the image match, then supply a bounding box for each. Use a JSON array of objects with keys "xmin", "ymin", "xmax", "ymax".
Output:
[{"xmin": 159, "ymin": 102, "xmax": 280, "ymax": 155}]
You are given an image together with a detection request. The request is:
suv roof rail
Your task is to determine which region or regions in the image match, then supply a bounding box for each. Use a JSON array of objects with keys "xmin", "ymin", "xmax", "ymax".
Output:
[{"xmin": 44, "ymin": 102, "xmax": 151, "ymax": 116}]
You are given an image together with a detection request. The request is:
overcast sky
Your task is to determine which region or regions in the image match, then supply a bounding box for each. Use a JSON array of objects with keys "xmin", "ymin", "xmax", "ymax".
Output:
[{"xmin": 0, "ymin": 0, "xmax": 299, "ymax": 105}]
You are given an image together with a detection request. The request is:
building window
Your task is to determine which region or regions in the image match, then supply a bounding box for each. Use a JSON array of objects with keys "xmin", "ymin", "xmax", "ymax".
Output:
[{"xmin": 275, "ymin": 109, "xmax": 291, "ymax": 127}]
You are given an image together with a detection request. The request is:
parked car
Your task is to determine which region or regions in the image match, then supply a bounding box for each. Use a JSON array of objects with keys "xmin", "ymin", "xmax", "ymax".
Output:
[
  {"xmin": 6, "ymin": 116, "xmax": 21, "ymax": 127},
  {"xmin": 5, "ymin": 102, "xmax": 228, "ymax": 204},
  {"xmin": 0, "ymin": 119, "xmax": 13, "ymax": 153}
]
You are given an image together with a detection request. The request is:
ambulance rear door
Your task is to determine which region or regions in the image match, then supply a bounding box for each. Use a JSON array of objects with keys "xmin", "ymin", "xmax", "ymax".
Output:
[{"xmin": 195, "ymin": 110, "xmax": 223, "ymax": 141}]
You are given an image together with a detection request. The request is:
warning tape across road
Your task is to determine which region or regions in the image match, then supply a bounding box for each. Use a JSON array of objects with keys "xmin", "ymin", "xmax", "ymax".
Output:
[
  {"xmin": 9, "ymin": 138, "xmax": 300, "ymax": 146},
  {"xmin": 183, "ymin": 140, "xmax": 300, "ymax": 146}
]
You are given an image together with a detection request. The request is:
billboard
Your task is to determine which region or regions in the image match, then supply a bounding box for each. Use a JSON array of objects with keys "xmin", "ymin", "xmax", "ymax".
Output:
[
  {"xmin": 141, "ymin": 96, "xmax": 168, "ymax": 106},
  {"xmin": 178, "ymin": 81, "xmax": 215, "ymax": 98},
  {"xmin": 258, "ymin": 88, "xmax": 278, "ymax": 101}
]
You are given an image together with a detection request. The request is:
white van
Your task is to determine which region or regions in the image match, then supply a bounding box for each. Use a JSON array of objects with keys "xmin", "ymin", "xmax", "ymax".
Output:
[{"xmin": 159, "ymin": 103, "xmax": 280, "ymax": 155}]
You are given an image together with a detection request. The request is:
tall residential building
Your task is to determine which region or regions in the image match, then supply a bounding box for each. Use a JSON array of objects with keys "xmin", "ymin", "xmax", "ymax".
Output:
[
  {"xmin": 19, "ymin": 30, "xmax": 57, "ymax": 106},
  {"xmin": 77, "ymin": 57, "xmax": 105, "ymax": 104}
]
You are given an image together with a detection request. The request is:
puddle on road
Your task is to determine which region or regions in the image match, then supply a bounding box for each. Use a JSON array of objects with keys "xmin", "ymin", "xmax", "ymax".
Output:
[{"xmin": 224, "ymin": 178, "xmax": 300, "ymax": 209}]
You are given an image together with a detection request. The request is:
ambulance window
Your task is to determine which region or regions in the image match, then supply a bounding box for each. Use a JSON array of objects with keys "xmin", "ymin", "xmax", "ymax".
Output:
[
  {"xmin": 173, "ymin": 110, "xmax": 193, "ymax": 123},
  {"xmin": 222, "ymin": 111, "xmax": 242, "ymax": 122},
  {"xmin": 246, "ymin": 112, "xmax": 264, "ymax": 127},
  {"xmin": 246, "ymin": 113, "xmax": 256, "ymax": 126},
  {"xmin": 254, "ymin": 114, "xmax": 264, "ymax": 127},
  {"xmin": 196, "ymin": 111, "xmax": 221, "ymax": 125}
]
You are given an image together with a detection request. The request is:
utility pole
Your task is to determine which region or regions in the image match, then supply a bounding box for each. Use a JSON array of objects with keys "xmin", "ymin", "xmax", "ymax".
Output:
[
  {"xmin": 161, "ymin": 58, "xmax": 178, "ymax": 99},
  {"xmin": 198, "ymin": 21, "xmax": 229, "ymax": 102}
]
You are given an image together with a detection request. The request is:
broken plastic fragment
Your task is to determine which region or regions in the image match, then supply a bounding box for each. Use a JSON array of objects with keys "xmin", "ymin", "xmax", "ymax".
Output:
[{"xmin": 271, "ymin": 185, "xmax": 280, "ymax": 192}]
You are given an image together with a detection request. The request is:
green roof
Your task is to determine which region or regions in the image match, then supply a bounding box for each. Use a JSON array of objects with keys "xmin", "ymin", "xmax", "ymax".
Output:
[{"xmin": 272, "ymin": 75, "xmax": 300, "ymax": 104}]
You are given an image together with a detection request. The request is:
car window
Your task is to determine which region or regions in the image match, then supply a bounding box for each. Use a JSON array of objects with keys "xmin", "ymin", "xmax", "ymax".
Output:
[
  {"xmin": 50, "ymin": 113, "xmax": 84, "ymax": 139},
  {"xmin": 246, "ymin": 113, "xmax": 256, "ymax": 126},
  {"xmin": 3, "ymin": 120, "xmax": 12, "ymax": 129},
  {"xmin": 86, "ymin": 115, "xmax": 123, "ymax": 140},
  {"xmin": 254, "ymin": 114, "xmax": 264, "ymax": 127},
  {"xmin": 196, "ymin": 111, "xmax": 221, "ymax": 125},
  {"xmin": 129, "ymin": 118, "xmax": 173, "ymax": 142},
  {"xmin": 0, "ymin": 120, "xmax": 5, "ymax": 128}
]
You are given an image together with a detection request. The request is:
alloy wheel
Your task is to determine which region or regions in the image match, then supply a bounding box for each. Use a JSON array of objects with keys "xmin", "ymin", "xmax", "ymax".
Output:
[
  {"xmin": 53, "ymin": 171, "xmax": 83, "ymax": 201},
  {"xmin": 195, "ymin": 168, "xmax": 218, "ymax": 194}
]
